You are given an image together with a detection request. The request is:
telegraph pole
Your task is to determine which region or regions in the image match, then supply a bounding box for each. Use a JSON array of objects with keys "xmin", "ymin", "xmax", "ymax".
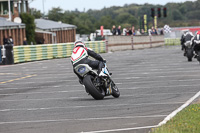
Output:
[
  {"xmin": 42, "ymin": 0, "xmax": 45, "ymax": 18},
  {"xmin": 8, "ymin": 0, "xmax": 12, "ymax": 21}
]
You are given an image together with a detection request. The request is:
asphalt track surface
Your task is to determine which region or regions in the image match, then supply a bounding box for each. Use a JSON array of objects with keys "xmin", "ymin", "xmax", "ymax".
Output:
[{"xmin": 0, "ymin": 46, "xmax": 200, "ymax": 133}]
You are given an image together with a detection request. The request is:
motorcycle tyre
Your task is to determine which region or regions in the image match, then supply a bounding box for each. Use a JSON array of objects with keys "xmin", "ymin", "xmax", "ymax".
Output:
[
  {"xmin": 187, "ymin": 48, "xmax": 193, "ymax": 62},
  {"xmin": 83, "ymin": 75, "xmax": 105, "ymax": 100},
  {"xmin": 197, "ymin": 51, "xmax": 200, "ymax": 64},
  {"xmin": 111, "ymin": 81, "xmax": 120, "ymax": 98}
]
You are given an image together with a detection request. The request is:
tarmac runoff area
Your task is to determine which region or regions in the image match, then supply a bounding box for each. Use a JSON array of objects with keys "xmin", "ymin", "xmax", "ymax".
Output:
[{"xmin": 0, "ymin": 45, "xmax": 200, "ymax": 133}]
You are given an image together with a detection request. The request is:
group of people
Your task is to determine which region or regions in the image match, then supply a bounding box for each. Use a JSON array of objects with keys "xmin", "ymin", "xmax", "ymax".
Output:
[
  {"xmin": 3, "ymin": 35, "xmax": 28, "ymax": 46},
  {"xmin": 181, "ymin": 30, "xmax": 200, "ymax": 58},
  {"xmin": 111, "ymin": 25, "xmax": 145, "ymax": 36},
  {"xmin": 3, "ymin": 35, "xmax": 14, "ymax": 46},
  {"xmin": 111, "ymin": 25, "xmax": 121, "ymax": 35},
  {"xmin": 111, "ymin": 25, "xmax": 162, "ymax": 36}
]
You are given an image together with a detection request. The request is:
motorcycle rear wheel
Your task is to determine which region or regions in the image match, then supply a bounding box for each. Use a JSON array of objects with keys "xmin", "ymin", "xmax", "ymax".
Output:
[{"xmin": 83, "ymin": 75, "xmax": 105, "ymax": 100}]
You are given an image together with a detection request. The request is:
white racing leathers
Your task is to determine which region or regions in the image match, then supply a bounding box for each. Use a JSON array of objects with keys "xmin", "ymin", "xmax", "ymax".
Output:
[{"xmin": 71, "ymin": 46, "xmax": 105, "ymax": 79}]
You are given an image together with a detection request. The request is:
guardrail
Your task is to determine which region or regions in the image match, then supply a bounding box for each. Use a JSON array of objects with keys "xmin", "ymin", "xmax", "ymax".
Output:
[
  {"xmin": 165, "ymin": 38, "xmax": 181, "ymax": 45},
  {"xmin": 13, "ymin": 41, "xmax": 106, "ymax": 64}
]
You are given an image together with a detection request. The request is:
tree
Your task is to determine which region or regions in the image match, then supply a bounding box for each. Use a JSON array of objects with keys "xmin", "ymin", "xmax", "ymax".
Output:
[
  {"xmin": 20, "ymin": 13, "xmax": 36, "ymax": 44},
  {"xmin": 172, "ymin": 10, "xmax": 185, "ymax": 20},
  {"xmin": 74, "ymin": 13, "xmax": 95, "ymax": 34},
  {"xmin": 48, "ymin": 7, "xmax": 64, "ymax": 21},
  {"xmin": 44, "ymin": 0, "xmax": 200, "ymax": 34},
  {"xmin": 186, "ymin": 10, "xmax": 200, "ymax": 20},
  {"xmin": 31, "ymin": 9, "xmax": 42, "ymax": 19},
  {"xmin": 95, "ymin": 16, "xmax": 115, "ymax": 30},
  {"xmin": 116, "ymin": 13, "xmax": 138, "ymax": 26}
]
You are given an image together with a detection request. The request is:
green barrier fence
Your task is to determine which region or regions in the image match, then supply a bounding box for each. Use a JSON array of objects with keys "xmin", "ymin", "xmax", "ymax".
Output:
[
  {"xmin": 13, "ymin": 41, "xmax": 106, "ymax": 64},
  {"xmin": 165, "ymin": 38, "xmax": 181, "ymax": 45}
]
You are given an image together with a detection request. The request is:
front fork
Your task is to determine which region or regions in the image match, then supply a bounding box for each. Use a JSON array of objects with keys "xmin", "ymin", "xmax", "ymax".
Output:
[
  {"xmin": 94, "ymin": 76, "xmax": 113, "ymax": 96},
  {"xmin": 103, "ymin": 77, "xmax": 113, "ymax": 95}
]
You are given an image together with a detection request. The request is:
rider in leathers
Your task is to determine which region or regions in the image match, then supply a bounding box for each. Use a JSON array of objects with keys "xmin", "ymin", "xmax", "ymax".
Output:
[
  {"xmin": 71, "ymin": 41, "xmax": 106, "ymax": 83},
  {"xmin": 181, "ymin": 31, "xmax": 194, "ymax": 56},
  {"xmin": 192, "ymin": 31, "xmax": 200, "ymax": 58}
]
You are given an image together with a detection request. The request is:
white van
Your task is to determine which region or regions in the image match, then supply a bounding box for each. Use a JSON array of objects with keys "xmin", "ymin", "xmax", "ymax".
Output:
[{"xmin": 95, "ymin": 29, "xmax": 113, "ymax": 36}]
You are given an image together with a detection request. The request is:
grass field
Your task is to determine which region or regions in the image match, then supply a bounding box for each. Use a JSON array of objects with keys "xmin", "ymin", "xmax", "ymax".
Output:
[{"xmin": 152, "ymin": 103, "xmax": 200, "ymax": 133}]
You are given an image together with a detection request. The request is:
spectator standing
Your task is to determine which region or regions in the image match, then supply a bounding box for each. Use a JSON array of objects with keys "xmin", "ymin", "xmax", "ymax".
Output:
[
  {"xmin": 117, "ymin": 25, "xmax": 121, "ymax": 35},
  {"xmin": 23, "ymin": 38, "xmax": 28, "ymax": 45},
  {"xmin": 128, "ymin": 28, "xmax": 132, "ymax": 35},
  {"xmin": 8, "ymin": 36, "xmax": 14, "ymax": 46},
  {"xmin": 141, "ymin": 29, "xmax": 145, "ymax": 35},
  {"xmin": 160, "ymin": 29, "xmax": 164, "ymax": 35},
  {"xmin": 122, "ymin": 28, "xmax": 127, "ymax": 35},
  {"xmin": 3, "ymin": 35, "xmax": 8, "ymax": 45},
  {"xmin": 112, "ymin": 25, "xmax": 117, "ymax": 35},
  {"xmin": 136, "ymin": 29, "xmax": 141, "ymax": 35},
  {"xmin": 132, "ymin": 26, "xmax": 136, "ymax": 35},
  {"xmin": 151, "ymin": 27, "xmax": 158, "ymax": 35}
]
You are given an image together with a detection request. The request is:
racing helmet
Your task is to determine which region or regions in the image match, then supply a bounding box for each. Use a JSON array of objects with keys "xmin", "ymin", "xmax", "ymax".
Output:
[
  {"xmin": 74, "ymin": 40, "xmax": 85, "ymax": 47},
  {"xmin": 197, "ymin": 31, "xmax": 200, "ymax": 35}
]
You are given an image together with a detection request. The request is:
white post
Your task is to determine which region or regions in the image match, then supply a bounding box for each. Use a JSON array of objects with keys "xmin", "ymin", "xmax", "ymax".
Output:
[
  {"xmin": 2, "ymin": 45, "xmax": 6, "ymax": 59},
  {"xmin": 8, "ymin": 0, "xmax": 12, "ymax": 21}
]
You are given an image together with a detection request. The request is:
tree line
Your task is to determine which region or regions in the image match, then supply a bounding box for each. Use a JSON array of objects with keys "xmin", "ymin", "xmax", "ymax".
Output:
[{"xmin": 32, "ymin": 0, "xmax": 200, "ymax": 34}]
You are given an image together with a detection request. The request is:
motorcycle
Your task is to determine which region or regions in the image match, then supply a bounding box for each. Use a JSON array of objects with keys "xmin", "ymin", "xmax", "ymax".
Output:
[
  {"xmin": 74, "ymin": 63, "xmax": 120, "ymax": 100},
  {"xmin": 184, "ymin": 41, "xmax": 194, "ymax": 62},
  {"xmin": 193, "ymin": 41, "xmax": 200, "ymax": 64},
  {"xmin": 196, "ymin": 51, "xmax": 200, "ymax": 64}
]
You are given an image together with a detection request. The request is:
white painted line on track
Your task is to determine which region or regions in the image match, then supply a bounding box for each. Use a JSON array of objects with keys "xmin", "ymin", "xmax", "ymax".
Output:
[
  {"xmin": 101, "ymin": 84, "xmax": 200, "ymax": 90},
  {"xmin": 0, "ymin": 102, "xmax": 184, "ymax": 112},
  {"xmin": 0, "ymin": 91, "xmax": 195, "ymax": 98},
  {"xmin": 0, "ymin": 115, "xmax": 166, "ymax": 125},
  {"xmin": 30, "ymin": 76, "xmax": 76, "ymax": 80},
  {"xmin": 158, "ymin": 90, "xmax": 200, "ymax": 126},
  {"xmin": 80, "ymin": 125, "xmax": 158, "ymax": 133},
  {"xmin": 114, "ymin": 78, "xmax": 200, "ymax": 85},
  {"xmin": 0, "ymin": 84, "xmax": 199, "ymax": 92},
  {"xmin": 0, "ymin": 80, "xmax": 77, "ymax": 85},
  {"xmin": 0, "ymin": 86, "xmax": 62, "ymax": 90},
  {"xmin": 113, "ymin": 74, "xmax": 200, "ymax": 80},
  {"xmin": 115, "ymin": 70, "xmax": 198, "ymax": 76},
  {"xmin": 112, "ymin": 67, "xmax": 191, "ymax": 72},
  {"xmin": 0, "ymin": 90, "xmax": 84, "ymax": 96}
]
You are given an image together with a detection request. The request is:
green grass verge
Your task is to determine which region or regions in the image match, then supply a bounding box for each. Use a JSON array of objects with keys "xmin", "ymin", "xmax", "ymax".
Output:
[{"xmin": 151, "ymin": 104, "xmax": 200, "ymax": 133}]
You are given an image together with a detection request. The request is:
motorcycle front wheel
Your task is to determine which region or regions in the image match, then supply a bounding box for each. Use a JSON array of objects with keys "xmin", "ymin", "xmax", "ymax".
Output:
[
  {"xmin": 111, "ymin": 81, "xmax": 120, "ymax": 98},
  {"xmin": 83, "ymin": 75, "xmax": 105, "ymax": 100},
  {"xmin": 186, "ymin": 48, "xmax": 193, "ymax": 62},
  {"xmin": 197, "ymin": 51, "xmax": 200, "ymax": 64}
]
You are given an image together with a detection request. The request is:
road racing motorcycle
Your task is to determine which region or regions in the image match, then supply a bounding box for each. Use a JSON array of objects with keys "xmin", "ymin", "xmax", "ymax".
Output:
[
  {"xmin": 74, "ymin": 63, "xmax": 120, "ymax": 100},
  {"xmin": 184, "ymin": 41, "xmax": 194, "ymax": 62},
  {"xmin": 193, "ymin": 43, "xmax": 200, "ymax": 64}
]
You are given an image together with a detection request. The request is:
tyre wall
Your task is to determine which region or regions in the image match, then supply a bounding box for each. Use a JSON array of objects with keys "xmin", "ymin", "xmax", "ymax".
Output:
[{"xmin": 13, "ymin": 41, "xmax": 106, "ymax": 63}]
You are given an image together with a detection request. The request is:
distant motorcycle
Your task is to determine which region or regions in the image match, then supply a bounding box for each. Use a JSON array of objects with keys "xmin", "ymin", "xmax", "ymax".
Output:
[
  {"xmin": 196, "ymin": 51, "xmax": 200, "ymax": 64},
  {"xmin": 193, "ymin": 44, "xmax": 200, "ymax": 64},
  {"xmin": 74, "ymin": 63, "xmax": 120, "ymax": 100},
  {"xmin": 184, "ymin": 41, "xmax": 194, "ymax": 62}
]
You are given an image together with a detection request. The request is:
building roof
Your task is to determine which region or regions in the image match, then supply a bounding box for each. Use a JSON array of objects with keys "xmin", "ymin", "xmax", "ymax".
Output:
[
  {"xmin": 0, "ymin": 17, "xmax": 25, "ymax": 29},
  {"xmin": 35, "ymin": 19, "xmax": 77, "ymax": 31}
]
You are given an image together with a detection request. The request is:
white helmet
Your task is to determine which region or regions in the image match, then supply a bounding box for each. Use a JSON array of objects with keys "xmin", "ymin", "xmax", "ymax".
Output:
[{"xmin": 74, "ymin": 40, "xmax": 85, "ymax": 47}]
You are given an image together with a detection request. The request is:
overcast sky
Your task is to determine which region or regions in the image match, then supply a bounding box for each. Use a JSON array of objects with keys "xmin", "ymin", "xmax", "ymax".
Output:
[{"xmin": 29, "ymin": 0, "xmax": 196, "ymax": 13}]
